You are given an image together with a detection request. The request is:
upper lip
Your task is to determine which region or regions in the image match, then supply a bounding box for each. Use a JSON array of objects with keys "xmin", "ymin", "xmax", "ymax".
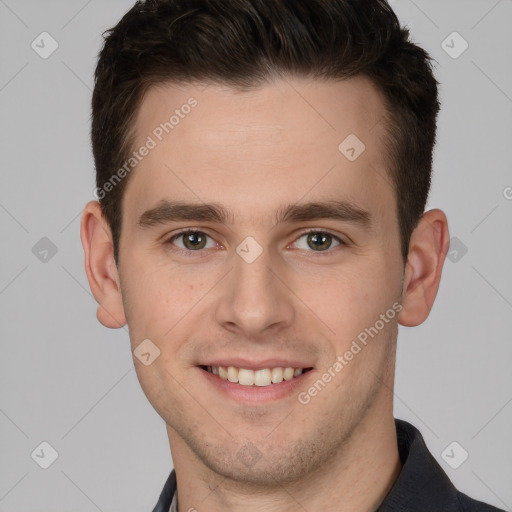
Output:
[{"xmin": 198, "ymin": 358, "xmax": 314, "ymax": 371}]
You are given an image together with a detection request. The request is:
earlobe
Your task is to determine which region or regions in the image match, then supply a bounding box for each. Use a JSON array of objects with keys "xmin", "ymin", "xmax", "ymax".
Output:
[
  {"xmin": 398, "ymin": 209, "xmax": 450, "ymax": 327},
  {"xmin": 80, "ymin": 201, "xmax": 127, "ymax": 329}
]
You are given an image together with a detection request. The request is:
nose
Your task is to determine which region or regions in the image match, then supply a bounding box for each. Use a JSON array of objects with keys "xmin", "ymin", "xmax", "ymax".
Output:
[{"xmin": 214, "ymin": 240, "xmax": 295, "ymax": 339}]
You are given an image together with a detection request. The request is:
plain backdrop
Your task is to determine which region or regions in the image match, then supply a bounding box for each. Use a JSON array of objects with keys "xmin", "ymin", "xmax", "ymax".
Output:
[{"xmin": 0, "ymin": 0, "xmax": 511, "ymax": 510}]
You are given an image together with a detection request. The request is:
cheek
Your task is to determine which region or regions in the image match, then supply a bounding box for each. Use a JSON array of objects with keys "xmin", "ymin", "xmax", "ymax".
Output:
[
  {"xmin": 121, "ymin": 254, "xmax": 212, "ymax": 345},
  {"xmin": 302, "ymin": 256, "xmax": 400, "ymax": 345}
]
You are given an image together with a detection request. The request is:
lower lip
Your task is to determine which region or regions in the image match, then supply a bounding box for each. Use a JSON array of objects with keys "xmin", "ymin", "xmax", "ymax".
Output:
[{"xmin": 198, "ymin": 367, "xmax": 315, "ymax": 404}]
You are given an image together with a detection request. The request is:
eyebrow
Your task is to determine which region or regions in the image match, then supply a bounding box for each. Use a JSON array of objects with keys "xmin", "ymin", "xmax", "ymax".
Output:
[{"xmin": 138, "ymin": 199, "xmax": 372, "ymax": 230}]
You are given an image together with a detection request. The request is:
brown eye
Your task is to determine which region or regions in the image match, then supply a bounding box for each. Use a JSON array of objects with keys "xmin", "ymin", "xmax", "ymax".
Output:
[
  {"xmin": 183, "ymin": 232, "xmax": 207, "ymax": 250},
  {"xmin": 169, "ymin": 230, "xmax": 214, "ymax": 251},
  {"xmin": 293, "ymin": 231, "xmax": 343, "ymax": 252},
  {"xmin": 308, "ymin": 232, "xmax": 332, "ymax": 251}
]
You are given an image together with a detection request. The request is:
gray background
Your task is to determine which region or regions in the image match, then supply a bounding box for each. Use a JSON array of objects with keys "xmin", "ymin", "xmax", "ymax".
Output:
[{"xmin": 0, "ymin": 0, "xmax": 511, "ymax": 510}]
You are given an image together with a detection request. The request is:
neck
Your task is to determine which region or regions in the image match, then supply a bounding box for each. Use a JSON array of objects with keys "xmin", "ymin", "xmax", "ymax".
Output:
[{"xmin": 167, "ymin": 401, "xmax": 401, "ymax": 512}]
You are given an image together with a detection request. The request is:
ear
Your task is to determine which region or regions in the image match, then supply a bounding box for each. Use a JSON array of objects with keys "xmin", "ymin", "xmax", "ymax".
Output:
[
  {"xmin": 80, "ymin": 201, "xmax": 127, "ymax": 328},
  {"xmin": 398, "ymin": 208, "xmax": 450, "ymax": 327}
]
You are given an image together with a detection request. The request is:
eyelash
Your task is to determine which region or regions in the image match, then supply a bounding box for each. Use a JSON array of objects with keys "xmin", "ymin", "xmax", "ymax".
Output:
[{"xmin": 164, "ymin": 228, "xmax": 347, "ymax": 257}]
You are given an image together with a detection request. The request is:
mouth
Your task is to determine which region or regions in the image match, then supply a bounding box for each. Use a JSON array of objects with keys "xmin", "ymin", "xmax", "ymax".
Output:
[{"xmin": 199, "ymin": 365, "xmax": 314, "ymax": 387}]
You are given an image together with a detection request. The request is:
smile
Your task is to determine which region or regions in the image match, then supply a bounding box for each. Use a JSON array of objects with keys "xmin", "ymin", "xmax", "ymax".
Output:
[{"xmin": 200, "ymin": 365, "xmax": 313, "ymax": 387}]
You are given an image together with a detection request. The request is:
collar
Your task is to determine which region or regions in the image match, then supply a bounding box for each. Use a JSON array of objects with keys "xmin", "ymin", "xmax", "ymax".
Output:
[{"xmin": 152, "ymin": 418, "xmax": 503, "ymax": 512}]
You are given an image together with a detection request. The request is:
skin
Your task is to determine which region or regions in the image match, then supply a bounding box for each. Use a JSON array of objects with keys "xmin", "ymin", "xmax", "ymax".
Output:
[{"xmin": 81, "ymin": 75, "xmax": 449, "ymax": 511}]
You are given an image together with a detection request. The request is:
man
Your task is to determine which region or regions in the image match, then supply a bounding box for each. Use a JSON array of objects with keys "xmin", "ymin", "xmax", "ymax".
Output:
[{"xmin": 80, "ymin": 0, "xmax": 504, "ymax": 510}]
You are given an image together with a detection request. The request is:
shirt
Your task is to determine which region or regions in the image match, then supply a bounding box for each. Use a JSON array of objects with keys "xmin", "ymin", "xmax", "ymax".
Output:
[{"xmin": 152, "ymin": 418, "xmax": 505, "ymax": 512}]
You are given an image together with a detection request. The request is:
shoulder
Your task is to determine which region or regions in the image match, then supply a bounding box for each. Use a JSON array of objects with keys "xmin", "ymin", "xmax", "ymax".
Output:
[{"xmin": 456, "ymin": 491, "xmax": 506, "ymax": 512}]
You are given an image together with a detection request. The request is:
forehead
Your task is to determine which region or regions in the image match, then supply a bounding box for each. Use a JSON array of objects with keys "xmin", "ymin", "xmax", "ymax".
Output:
[
  {"xmin": 135, "ymin": 75, "xmax": 387, "ymax": 149},
  {"xmin": 124, "ymin": 75, "xmax": 394, "ymax": 226}
]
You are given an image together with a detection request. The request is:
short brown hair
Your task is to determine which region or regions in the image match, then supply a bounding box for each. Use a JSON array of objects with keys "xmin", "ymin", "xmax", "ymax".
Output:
[{"xmin": 91, "ymin": 0, "xmax": 440, "ymax": 265}]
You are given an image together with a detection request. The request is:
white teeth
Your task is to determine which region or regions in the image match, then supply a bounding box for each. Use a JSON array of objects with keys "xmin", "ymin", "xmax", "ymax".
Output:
[
  {"xmin": 271, "ymin": 367, "xmax": 283, "ymax": 383},
  {"xmin": 218, "ymin": 366, "xmax": 228, "ymax": 380},
  {"xmin": 238, "ymin": 368, "xmax": 254, "ymax": 386},
  {"xmin": 227, "ymin": 366, "xmax": 238, "ymax": 383},
  {"xmin": 283, "ymin": 367, "xmax": 295, "ymax": 380},
  {"xmin": 254, "ymin": 369, "xmax": 272, "ymax": 386},
  {"xmin": 205, "ymin": 365, "xmax": 308, "ymax": 386}
]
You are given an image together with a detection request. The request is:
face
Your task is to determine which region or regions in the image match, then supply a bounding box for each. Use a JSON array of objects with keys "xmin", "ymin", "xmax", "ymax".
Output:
[{"xmin": 117, "ymin": 76, "xmax": 405, "ymax": 484}]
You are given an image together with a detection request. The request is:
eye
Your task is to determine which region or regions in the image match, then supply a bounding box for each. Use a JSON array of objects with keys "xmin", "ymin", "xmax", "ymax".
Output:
[
  {"xmin": 291, "ymin": 230, "xmax": 344, "ymax": 252},
  {"xmin": 165, "ymin": 228, "xmax": 346, "ymax": 256},
  {"xmin": 167, "ymin": 230, "xmax": 217, "ymax": 252}
]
